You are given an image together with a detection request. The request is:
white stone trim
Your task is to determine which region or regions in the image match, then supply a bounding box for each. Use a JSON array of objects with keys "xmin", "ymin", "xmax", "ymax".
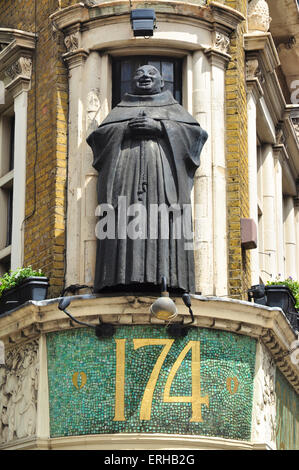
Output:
[
  {"xmin": 0, "ymin": 432, "xmax": 273, "ymax": 450},
  {"xmin": 0, "ymin": 28, "xmax": 36, "ymax": 271}
]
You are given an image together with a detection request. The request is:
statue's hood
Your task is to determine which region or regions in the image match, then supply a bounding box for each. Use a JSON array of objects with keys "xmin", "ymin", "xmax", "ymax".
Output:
[{"xmin": 100, "ymin": 90, "xmax": 198, "ymax": 125}]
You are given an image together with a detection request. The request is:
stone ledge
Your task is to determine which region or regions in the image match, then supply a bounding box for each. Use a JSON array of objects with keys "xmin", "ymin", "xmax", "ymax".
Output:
[
  {"xmin": 0, "ymin": 432, "xmax": 272, "ymax": 450},
  {"xmin": 0, "ymin": 293, "xmax": 298, "ymax": 393}
]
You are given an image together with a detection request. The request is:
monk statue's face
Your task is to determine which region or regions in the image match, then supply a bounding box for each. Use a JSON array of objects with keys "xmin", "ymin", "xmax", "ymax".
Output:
[{"xmin": 132, "ymin": 65, "xmax": 164, "ymax": 95}]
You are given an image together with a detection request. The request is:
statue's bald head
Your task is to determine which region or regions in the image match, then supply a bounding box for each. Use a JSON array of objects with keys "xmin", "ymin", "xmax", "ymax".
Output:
[{"xmin": 132, "ymin": 65, "xmax": 164, "ymax": 95}]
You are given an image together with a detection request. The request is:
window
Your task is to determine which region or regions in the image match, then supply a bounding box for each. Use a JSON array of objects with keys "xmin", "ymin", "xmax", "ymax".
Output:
[
  {"xmin": 112, "ymin": 56, "xmax": 182, "ymax": 108},
  {"xmin": 0, "ymin": 112, "xmax": 15, "ymax": 275}
]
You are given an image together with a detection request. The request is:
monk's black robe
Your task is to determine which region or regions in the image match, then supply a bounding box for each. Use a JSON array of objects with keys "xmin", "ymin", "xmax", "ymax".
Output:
[{"xmin": 87, "ymin": 90, "xmax": 208, "ymax": 294}]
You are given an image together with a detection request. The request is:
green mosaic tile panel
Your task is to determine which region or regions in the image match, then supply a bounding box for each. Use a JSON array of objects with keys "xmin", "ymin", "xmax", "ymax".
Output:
[
  {"xmin": 47, "ymin": 326, "xmax": 256, "ymax": 439},
  {"xmin": 276, "ymin": 369, "xmax": 299, "ymax": 450}
]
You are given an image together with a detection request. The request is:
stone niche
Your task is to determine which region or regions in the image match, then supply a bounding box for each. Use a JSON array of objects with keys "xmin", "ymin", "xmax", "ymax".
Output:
[{"xmin": 50, "ymin": 0, "xmax": 244, "ymax": 298}]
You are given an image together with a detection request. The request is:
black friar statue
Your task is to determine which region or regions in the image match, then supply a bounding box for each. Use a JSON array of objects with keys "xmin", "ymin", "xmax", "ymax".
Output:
[{"xmin": 87, "ymin": 65, "xmax": 208, "ymax": 294}]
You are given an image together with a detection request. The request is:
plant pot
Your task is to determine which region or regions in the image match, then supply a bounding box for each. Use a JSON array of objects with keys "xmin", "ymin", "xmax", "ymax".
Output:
[
  {"xmin": 0, "ymin": 277, "xmax": 49, "ymax": 315},
  {"xmin": 248, "ymin": 284, "xmax": 299, "ymax": 331},
  {"xmin": 265, "ymin": 285, "xmax": 298, "ymax": 331}
]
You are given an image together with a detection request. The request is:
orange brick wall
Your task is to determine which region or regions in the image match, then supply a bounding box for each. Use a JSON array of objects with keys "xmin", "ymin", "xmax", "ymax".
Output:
[
  {"xmin": 0, "ymin": 0, "xmax": 72, "ymax": 297},
  {"xmin": 225, "ymin": 0, "xmax": 250, "ymax": 299}
]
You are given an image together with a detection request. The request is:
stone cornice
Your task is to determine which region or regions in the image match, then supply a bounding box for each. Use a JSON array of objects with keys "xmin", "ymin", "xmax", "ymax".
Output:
[
  {"xmin": 50, "ymin": 1, "xmax": 245, "ymax": 36},
  {"xmin": 0, "ymin": 28, "xmax": 36, "ymax": 99},
  {"xmin": 0, "ymin": 294, "xmax": 298, "ymax": 392},
  {"xmin": 244, "ymin": 33, "xmax": 280, "ymax": 73}
]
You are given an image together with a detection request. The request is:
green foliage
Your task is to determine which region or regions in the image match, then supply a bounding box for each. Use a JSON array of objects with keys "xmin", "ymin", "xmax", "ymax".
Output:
[
  {"xmin": 0, "ymin": 266, "xmax": 45, "ymax": 299},
  {"xmin": 266, "ymin": 276, "xmax": 299, "ymax": 309}
]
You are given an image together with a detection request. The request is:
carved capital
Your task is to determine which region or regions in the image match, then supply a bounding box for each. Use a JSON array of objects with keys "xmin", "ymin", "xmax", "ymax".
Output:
[
  {"xmin": 275, "ymin": 122, "xmax": 285, "ymax": 145},
  {"xmin": 5, "ymin": 57, "xmax": 32, "ymax": 81},
  {"xmin": 246, "ymin": 58, "xmax": 259, "ymax": 80},
  {"xmin": 292, "ymin": 118, "xmax": 299, "ymax": 141},
  {"xmin": 213, "ymin": 31, "xmax": 230, "ymax": 55},
  {"xmin": 64, "ymin": 32, "xmax": 80, "ymax": 53},
  {"xmin": 63, "ymin": 48, "xmax": 89, "ymax": 71}
]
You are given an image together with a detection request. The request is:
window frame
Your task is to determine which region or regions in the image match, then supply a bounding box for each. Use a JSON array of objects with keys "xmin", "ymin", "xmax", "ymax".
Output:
[{"xmin": 112, "ymin": 56, "xmax": 183, "ymax": 108}]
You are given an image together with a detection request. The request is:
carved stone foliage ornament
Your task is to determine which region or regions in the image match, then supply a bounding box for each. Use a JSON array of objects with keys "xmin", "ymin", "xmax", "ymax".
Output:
[
  {"xmin": 0, "ymin": 340, "xmax": 39, "ymax": 444},
  {"xmin": 213, "ymin": 32, "xmax": 230, "ymax": 54},
  {"xmin": 64, "ymin": 32, "xmax": 79, "ymax": 52},
  {"xmin": 252, "ymin": 342, "xmax": 276, "ymax": 446},
  {"xmin": 86, "ymin": 88, "xmax": 101, "ymax": 134},
  {"xmin": 5, "ymin": 57, "xmax": 32, "ymax": 81},
  {"xmin": 248, "ymin": 0, "xmax": 271, "ymax": 33}
]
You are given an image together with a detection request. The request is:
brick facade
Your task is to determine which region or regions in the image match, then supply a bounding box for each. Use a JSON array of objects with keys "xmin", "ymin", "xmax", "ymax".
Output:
[
  {"xmin": 0, "ymin": 0, "xmax": 251, "ymax": 300},
  {"xmin": 0, "ymin": 0, "xmax": 71, "ymax": 297},
  {"xmin": 224, "ymin": 0, "xmax": 250, "ymax": 299}
]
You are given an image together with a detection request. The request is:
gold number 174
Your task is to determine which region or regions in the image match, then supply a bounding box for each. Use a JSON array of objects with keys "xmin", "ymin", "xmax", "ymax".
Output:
[{"xmin": 113, "ymin": 338, "xmax": 209, "ymax": 422}]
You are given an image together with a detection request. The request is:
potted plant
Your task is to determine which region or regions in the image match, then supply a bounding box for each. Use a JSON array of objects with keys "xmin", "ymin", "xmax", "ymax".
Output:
[
  {"xmin": 0, "ymin": 266, "xmax": 49, "ymax": 315},
  {"xmin": 265, "ymin": 277, "xmax": 299, "ymax": 331},
  {"xmin": 248, "ymin": 276, "xmax": 299, "ymax": 331}
]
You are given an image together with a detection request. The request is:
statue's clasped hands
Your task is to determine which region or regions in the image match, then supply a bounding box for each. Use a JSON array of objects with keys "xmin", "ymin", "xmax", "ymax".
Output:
[{"xmin": 128, "ymin": 111, "xmax": 162, "ymax": 136}]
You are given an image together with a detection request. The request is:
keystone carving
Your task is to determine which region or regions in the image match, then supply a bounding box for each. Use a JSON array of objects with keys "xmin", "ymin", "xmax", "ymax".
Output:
[
  {"xmin": 0, "ymin": 340, "xmax": 39, "ymax": 444},
  {"xmin": 5, "ymin": 57, "xmax": 32, "ymax": 81}
]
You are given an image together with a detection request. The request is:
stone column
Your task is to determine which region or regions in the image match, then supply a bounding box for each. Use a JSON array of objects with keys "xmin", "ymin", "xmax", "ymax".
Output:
[
  {"xmin": 284, "ymin": 196, "xmax": 297, "ymax": 279},
  {"xmin": 11, "ymin": 89, "xmax": 28, "ymax": 270},
  {"xmin": 204, "ymin": 37, "xmax": 230, "ymax": 297},
  {"xmin": 261, "ymin": 144, "xmax": 277, "ymax": 280},
  {"xmin": 4, "ymin": 58, "xmax": 34, "ymax": 270},
  {"xmin": 192, "ymin": 50, "xmax": 213, "ymax": 295},
  {"xmin": 63, "ymin": 41, "xmax": 89, "ymax": 287},
  {"xmin": 247, "ymin": 87, "xmax": 259, "ymax": 285},
  {"xmin": 273, "ymin": 147, "xmax": 285, "ymax": 278},
  {"xmin": 80, "ymin": 51, "xmax": 102, "ymax": 285}
]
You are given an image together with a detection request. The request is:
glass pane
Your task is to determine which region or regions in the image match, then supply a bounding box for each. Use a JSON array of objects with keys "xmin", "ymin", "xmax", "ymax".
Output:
[
  {"xmin": 6, "ymin": 188, "xmax": 13, "ymax": 247},
  {"xmin": 148, "ymin": 60, "xmax": 161, "ymax": 73},
  {"xmin": 9, "ymin": 116, "xmax": 15, "ymax": 171},
  {"xmin": 121, "ymin": 62, "xmax": 132, "ymax": 81},
  {"xmin": 121, "ymin": 80, "xmax": 132, "ymax": 97},
  {"xmin": 163, "ymin": 81, "xmax": 174, "ymax": 96},
  {"xmin": 113, "ymin": 56, "xmax": 182, "ymax": 106},
  {"xmin": 161, "ymin": 62, "xmax": 173, "ymax": 82}
]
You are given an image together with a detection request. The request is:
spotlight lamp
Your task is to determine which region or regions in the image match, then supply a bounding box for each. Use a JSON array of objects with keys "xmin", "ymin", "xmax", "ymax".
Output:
[
  {"xmin": 58, "ymin": 297, "xmax": 115, "ymax": 338},
  {"xmin": 130, "ymin": 9, "xmax": 157, "ymax": 37},
  {"xmin": 150, "ymin": 277, "xmax": 195, "ymax": 338},
  {"xmin": 150, "ymin": 276, "xmax": 178, "ymax": 321}
]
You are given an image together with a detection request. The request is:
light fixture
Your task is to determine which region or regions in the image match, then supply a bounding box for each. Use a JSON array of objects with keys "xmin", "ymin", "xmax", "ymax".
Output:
[
  {"xmin": 150, "ymin": 277, "xmax": 195, "ymax": 337},
  {"xmin": 58, "ymin": 297, "xmax": 115, "ymax": 338},
  {"xmin": 130, "ymin": 9, "xmax": 156, "ymax": 37},
  {"xmin": 150, "ymin": 276, "xmax": 178, "ymax": 321}
]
